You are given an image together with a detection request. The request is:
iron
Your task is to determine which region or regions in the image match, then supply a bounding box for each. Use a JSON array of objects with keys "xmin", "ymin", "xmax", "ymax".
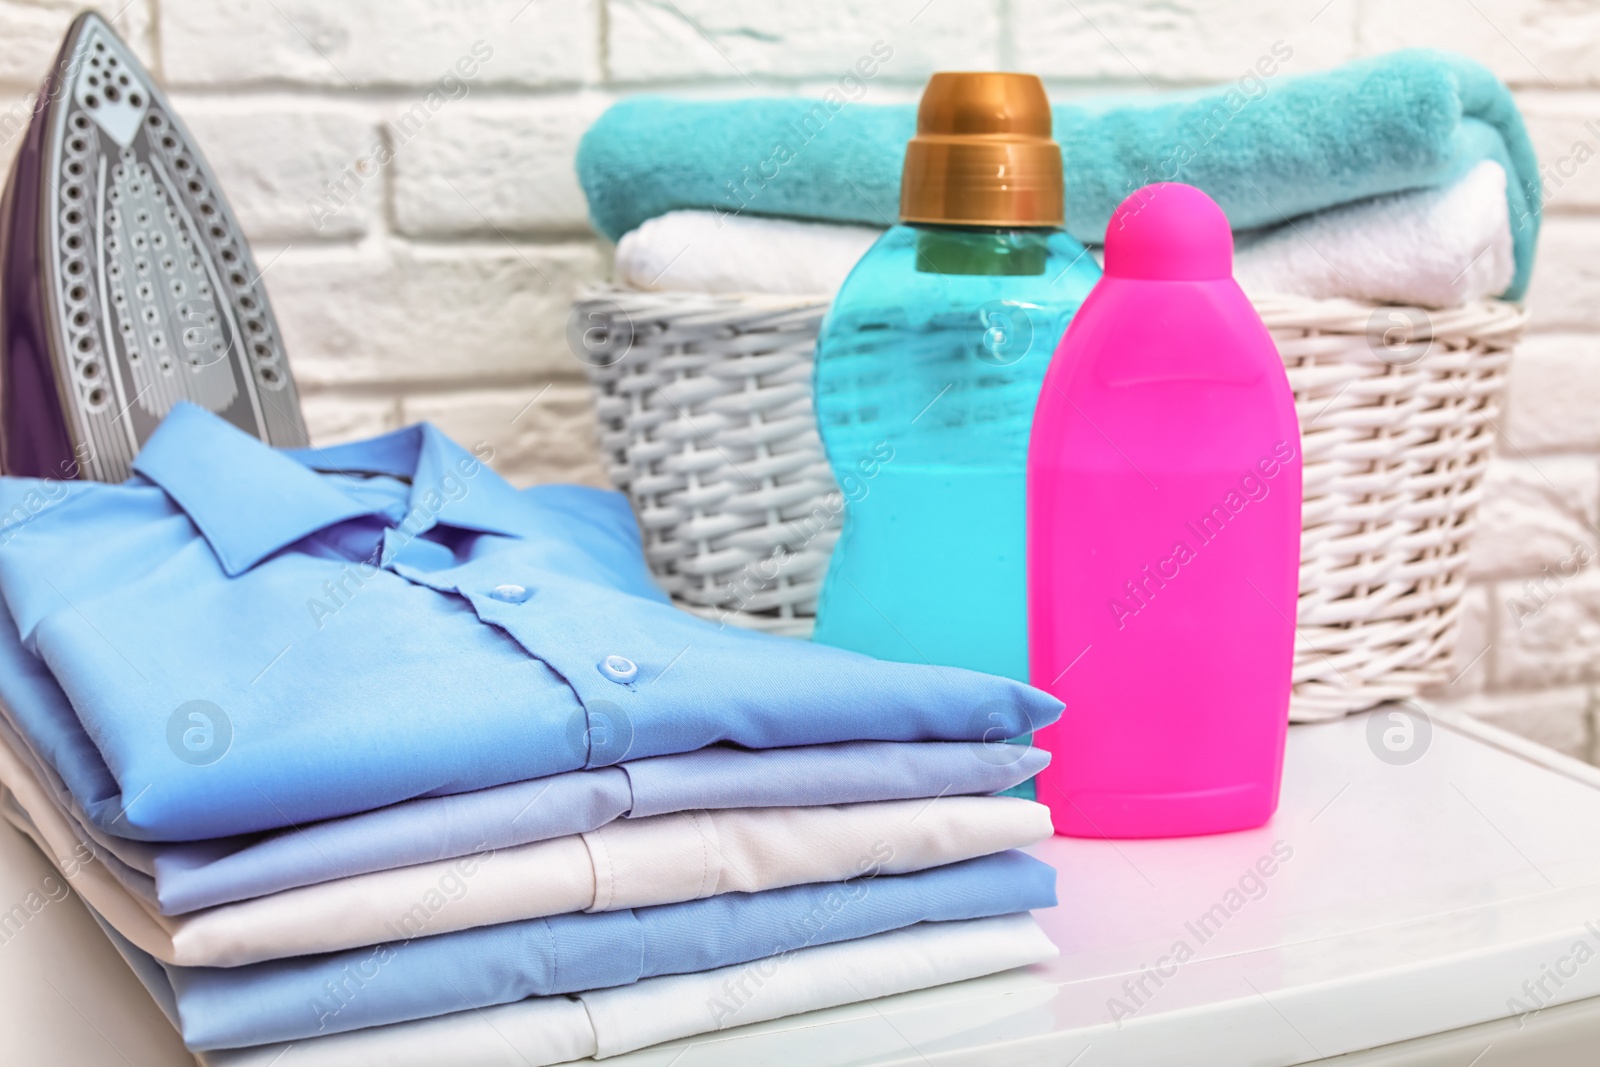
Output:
[{"xmin": 0, "ymin": 12, "xmax": 308, "ymax": 481}]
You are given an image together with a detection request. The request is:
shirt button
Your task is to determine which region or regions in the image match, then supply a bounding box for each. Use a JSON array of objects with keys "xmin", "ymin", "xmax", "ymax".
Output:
[
  {"xmin": 489, "ymin": 584, "xmax": 531, "ymax": 604},
  {"xmin": 598, "ymin": 655, "xmax": 638, "ymax": 684}
]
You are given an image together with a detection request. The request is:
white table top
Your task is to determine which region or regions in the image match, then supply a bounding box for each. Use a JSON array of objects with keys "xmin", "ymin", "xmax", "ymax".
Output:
[{"xmin": 4, "ymin": 708, "xmax": 1600, "ymax": 1066}]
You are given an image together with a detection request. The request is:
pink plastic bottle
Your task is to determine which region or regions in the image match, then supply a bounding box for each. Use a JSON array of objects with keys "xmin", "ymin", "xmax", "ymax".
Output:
[{"xmin": 1028, "ymin": 183, "xmax": 1302, "ymax": 838}]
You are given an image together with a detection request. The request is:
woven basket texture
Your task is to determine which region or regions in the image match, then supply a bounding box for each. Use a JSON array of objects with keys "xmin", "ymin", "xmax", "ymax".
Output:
[{"xmin": 579, "ymin": 288, "xmax": 1525, "ymax": 722}]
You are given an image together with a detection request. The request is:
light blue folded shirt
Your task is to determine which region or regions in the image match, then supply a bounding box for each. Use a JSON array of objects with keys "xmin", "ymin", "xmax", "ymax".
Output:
[
  {"xmin": 87, "ymin": 849, "xmax": 1056, "ymax": 1051},
  {"xmin": 0, "ymin": 404, "xmax": 1061, "ymax": 841}
]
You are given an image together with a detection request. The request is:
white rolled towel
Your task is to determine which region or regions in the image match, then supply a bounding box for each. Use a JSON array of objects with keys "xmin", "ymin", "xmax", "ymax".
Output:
[
  {"xmin": 615, "ymin": 210, "xmax": 881, "ymax": 295},
  {"xmin": 612, "ymin": 161, "xmax": 1516, "ymax": 309},
  {"xmin": 1232, "ymin": 159, "xmax": 1514, "ymax": 307}
]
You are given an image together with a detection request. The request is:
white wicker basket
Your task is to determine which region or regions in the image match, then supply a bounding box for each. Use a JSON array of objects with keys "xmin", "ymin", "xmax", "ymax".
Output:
[{"xmin": 578, "ymin": 287, "xmax": 1526, "ymax": 722}]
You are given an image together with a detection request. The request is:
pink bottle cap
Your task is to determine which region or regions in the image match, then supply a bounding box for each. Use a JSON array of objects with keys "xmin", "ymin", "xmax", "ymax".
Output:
[{"xmin": 1103, "ymin": 183, "xmax": 1233, "ymax": 281}]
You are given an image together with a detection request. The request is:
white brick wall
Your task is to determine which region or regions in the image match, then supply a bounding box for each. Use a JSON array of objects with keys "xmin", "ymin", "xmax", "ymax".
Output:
[{"xmin": 0, "ymin": 1, "xmax": 1595, "ymax": 754}]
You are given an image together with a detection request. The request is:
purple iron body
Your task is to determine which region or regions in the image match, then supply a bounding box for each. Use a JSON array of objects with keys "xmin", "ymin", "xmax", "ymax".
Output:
[{"xmin": 0, "ymin": 12, "xmax": 307, "ymax": 481}]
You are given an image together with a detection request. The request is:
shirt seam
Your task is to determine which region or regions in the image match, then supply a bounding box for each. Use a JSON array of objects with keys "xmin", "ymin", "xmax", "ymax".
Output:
[
  {"xmin": 540, "ymin": 918, "xmax": 559, "ymax": 990},
  {"xmin": 691, "ymin": 810, "xmax": 714, "ymax": 899},
  {"xmin": 582, "ymin": 828, "xmax": 612, "ymax": 912}
]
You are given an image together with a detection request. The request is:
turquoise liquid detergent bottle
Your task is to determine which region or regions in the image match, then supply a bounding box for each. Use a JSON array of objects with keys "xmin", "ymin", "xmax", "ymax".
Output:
[{"xmin": 813, "ymin": 73, "xmax": 1099, "ymax": 697}]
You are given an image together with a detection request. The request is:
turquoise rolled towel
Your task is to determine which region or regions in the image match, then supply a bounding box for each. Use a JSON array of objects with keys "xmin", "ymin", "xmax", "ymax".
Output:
[{"xmin": 577, "ymin": 49, "xmax": 1539, "ymax": 300}]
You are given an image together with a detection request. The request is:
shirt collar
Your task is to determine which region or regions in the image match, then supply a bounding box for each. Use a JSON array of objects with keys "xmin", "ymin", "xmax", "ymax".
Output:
[
  {"xmin": 131, "ymin": 403, "xmax": 529, "ymax": 576},
  {"xmin": 285, "ymin": 421, "xmax": 530, "ymax": 540}
]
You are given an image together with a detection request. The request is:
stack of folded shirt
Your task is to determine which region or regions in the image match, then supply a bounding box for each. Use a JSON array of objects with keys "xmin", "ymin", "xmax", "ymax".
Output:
[{"xmin": 0, "ymin": 403, "xmax": 1063, "ymax": 1064}]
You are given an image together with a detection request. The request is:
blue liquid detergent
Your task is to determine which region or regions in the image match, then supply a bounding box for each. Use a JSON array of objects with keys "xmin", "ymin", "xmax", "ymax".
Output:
[
  {"xmin": 813, "ymin": 225, "xmax": 1099, "ymax": 795},
  {"xmin": 818, "ymin": 465, "xmax": 1027, "ymax": 678}
]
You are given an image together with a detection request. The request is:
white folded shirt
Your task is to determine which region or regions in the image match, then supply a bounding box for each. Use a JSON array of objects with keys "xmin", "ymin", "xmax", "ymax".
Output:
[
  {"xmin": 198, "ymin": 912, "xmax": 1058, "ymax": 1066},
  {"xmin": 0, "ymin": 723, "xmax": 1050, "ymax": 967}
]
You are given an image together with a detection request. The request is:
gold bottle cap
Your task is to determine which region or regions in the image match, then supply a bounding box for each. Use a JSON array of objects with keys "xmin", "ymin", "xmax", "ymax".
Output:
[{"xmin": 899, "ymin": 72, "xmax": 1064, "ymax": 228}]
